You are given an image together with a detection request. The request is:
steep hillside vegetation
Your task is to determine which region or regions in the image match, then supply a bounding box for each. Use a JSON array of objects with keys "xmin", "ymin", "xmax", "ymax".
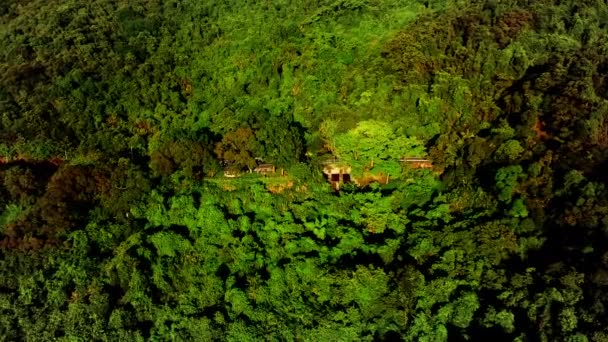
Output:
[{"xmin": 2, "ymin": 0, "xmax": 608, "ymax": 340}]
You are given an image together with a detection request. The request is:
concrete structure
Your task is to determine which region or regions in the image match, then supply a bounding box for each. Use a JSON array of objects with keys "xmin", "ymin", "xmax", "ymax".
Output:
[
  {"xmin": 400, "ymin": 157, "xmax": 433, "ymax": 169},
  {"xmin": 254, "ymin": 164, "xmax": 276, "ymax": 176},
  {"xmin": 223, "ymin": 170, "xmax": 240, "ymax": 178},
  {"xmin": 322, "ymin": 164, "xmax": 353, "ymax": 190},
  {"xmin": 320, "ymin": 156, "xmax": 434, "ymax": 190}
]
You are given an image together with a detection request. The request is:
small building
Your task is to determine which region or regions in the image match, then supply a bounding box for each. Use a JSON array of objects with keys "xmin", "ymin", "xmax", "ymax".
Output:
[
  {"xmin": 223, "ymin": 170, "xmax": 240, "ymax": 178},
  {"xmin": 322, "ymin": 164, "xmax": 353, "ymax": 190},
  {"xmin": 400, "ymin": 157, "xmax": 433, "ymax": 169},
  {"xmin": 254, "ymin": 164, "xmax": 276, "ymax": 176}
]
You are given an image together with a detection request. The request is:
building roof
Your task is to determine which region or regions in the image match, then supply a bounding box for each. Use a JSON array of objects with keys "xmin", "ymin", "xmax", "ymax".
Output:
[
  {"xmin": 400, "ymin": 157, "xmax": 431, "ymax": 162},
  {"xmin": 254, "ymin": 164, "xmax": 275, "ymax": 171}
]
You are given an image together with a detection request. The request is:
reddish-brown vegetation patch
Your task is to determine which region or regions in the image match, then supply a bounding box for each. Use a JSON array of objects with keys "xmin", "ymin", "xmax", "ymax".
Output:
[{"xmin": 267, "ymin": 181, "xmax": 294, "ymax": 194}]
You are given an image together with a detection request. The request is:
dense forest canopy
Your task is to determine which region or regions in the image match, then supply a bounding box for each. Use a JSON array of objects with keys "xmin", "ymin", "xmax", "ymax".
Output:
[{"xmin": 2, "ymin": 0, "xmax": 608, "ymax": 340}]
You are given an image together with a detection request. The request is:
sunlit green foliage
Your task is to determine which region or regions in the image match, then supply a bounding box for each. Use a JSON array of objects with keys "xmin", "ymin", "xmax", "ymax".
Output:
[
  {"xmin": 333, "ymin": 120, "xmax": 426, "ymax": 177},
  {"xmin": 1, "ymin": 0, "xmax": 608, "ymax": 340}
]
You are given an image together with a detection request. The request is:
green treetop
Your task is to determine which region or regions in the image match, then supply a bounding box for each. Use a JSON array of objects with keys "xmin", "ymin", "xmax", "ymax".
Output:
[{"xmin": 333, "ymin": 120, "xmax": 426, "ymax": 177}]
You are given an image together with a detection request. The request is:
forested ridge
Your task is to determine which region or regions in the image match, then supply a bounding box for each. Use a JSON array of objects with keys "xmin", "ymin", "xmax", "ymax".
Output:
[{"xmin": 1, "ymin": 0, "xmax": 608, "ymax": 340}]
